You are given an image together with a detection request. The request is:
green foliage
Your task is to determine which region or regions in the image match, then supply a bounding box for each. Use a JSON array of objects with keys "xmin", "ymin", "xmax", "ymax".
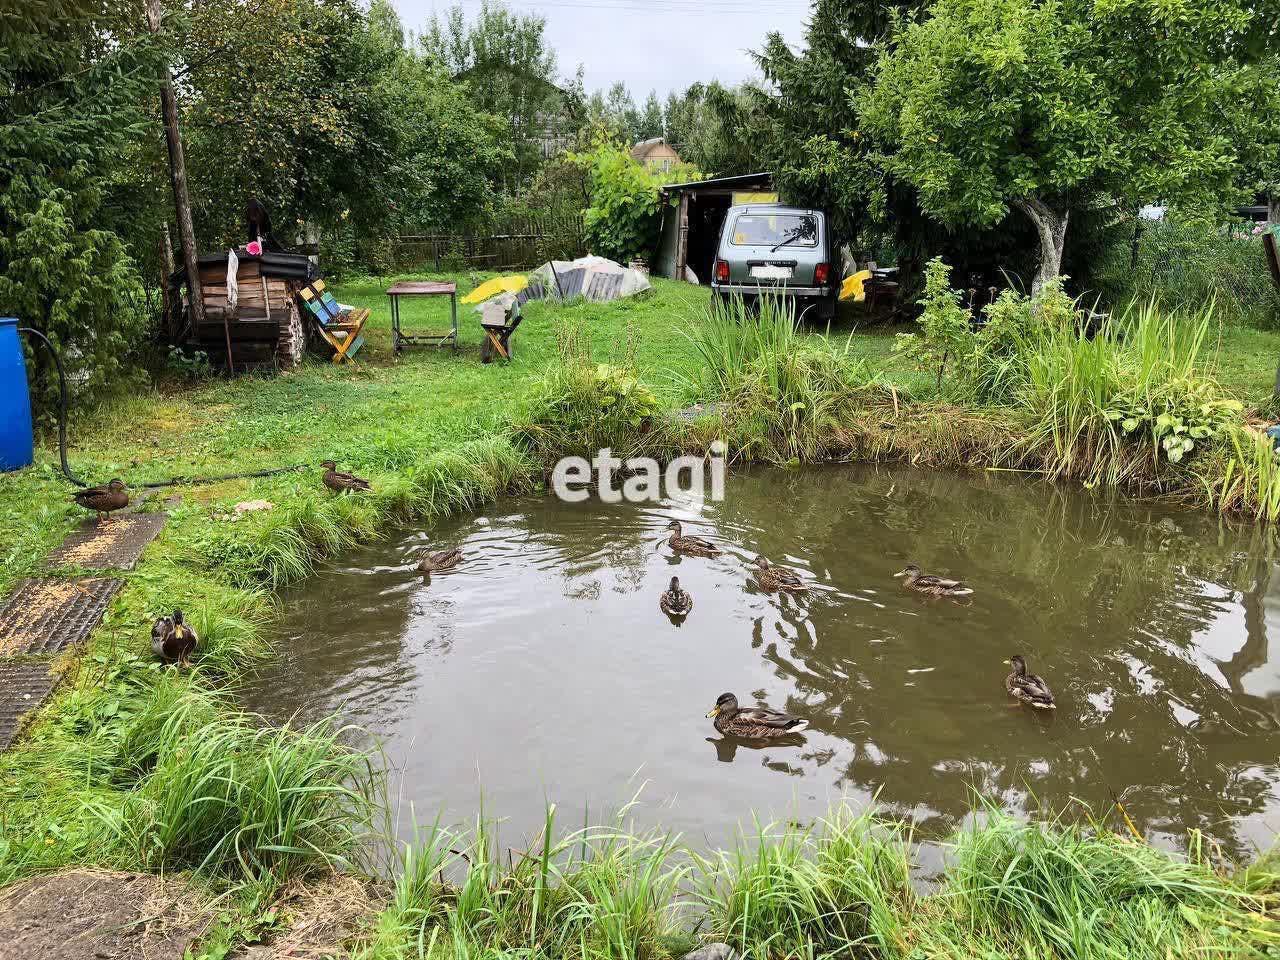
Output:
[
  {"xmin": 1109, "ymin": 213, "xmax": 1280, "ymax": 328},
  {"xmin": 422, "ymin": 0, "xmax": 567, "ymax": 190},
  {"xmin": 0, "ymin": 0, "xmax": 157, "ymax": 417},
  {"xmin": 519, "ymin": 353, "xmax": 664, "ymax": 461},
  {"xmin": 1021, "ymin": 300, "xmax": 1243, "ymax": 482},
  {"xmin": 864, "ymin": 0, "xmax": 1275, "ymax": 288},
  {"xmin": 893, "ymin": 259, "xmax": 974, "ymax": 386},
  {"xmin": 696, "ymin": 807, "xmax": 915, "ymax": 959},
  {"xmin": 357, "ymin": 806, "xmax": 687, "ymax": 960},
  {"xmin": 683, "ymin": 295, "xmax": 883, "ymax": 462},
  {"xmin": 569, "ymin": 140, "xmax": 668, "ymax": 263},
  {"xmin": 923, "ymin": 807, "xmax": 1273, "ymax": 958}
]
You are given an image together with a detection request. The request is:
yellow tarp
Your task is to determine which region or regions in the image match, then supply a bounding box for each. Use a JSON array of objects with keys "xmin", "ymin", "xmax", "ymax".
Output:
[
  {"xmin": 462, "ymin": 274, "xmax": 527, "ymax": 304},
  {"xmin": 840, "ymin": 269, "xmax": 873, "ymax": 302},
  {"xmin": 732, "ymin": 191, "xmax": 779, "ymax": 204}
]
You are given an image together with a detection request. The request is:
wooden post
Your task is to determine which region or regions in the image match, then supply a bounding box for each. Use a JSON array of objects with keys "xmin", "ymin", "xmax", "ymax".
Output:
[
  {"xmin": 144, "ymin": 0, "xmax": 205, "ymax": 351},
  {"xmin": 159, "ymin": 223, "xmax": 175, "ymax": 337}
]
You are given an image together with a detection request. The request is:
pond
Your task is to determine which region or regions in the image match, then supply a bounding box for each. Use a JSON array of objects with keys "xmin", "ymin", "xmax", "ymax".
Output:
[{"xmin": 241, "ymin": 464, "xmax": 1280, "ymax": 860}]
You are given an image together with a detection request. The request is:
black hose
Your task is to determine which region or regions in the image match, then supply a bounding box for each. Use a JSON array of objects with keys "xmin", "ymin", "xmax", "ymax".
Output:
[
  {"xmin": 19, "ymin": 326, "xmax": 309, "ymax": 492},
  {"xmin": 19, "ymin": 326, "xmax": 85, "ymax": 487}
]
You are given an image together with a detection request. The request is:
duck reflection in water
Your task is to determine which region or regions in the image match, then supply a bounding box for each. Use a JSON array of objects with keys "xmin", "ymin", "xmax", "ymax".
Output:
[{"xmin": 706, "ymin": 733, "xmax": 808, "ymax": 763}]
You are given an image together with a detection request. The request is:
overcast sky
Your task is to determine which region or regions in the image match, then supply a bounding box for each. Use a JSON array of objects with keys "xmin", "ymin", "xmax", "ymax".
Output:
[{"xmin": 390, "ymin": 0, "xmax": 810, "ymax": 97}]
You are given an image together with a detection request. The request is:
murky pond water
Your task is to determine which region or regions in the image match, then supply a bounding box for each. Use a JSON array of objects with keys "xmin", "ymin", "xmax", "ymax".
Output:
[{"xmin": 242, "ymin": 465, "xmax": 1280, "ymax": 858}]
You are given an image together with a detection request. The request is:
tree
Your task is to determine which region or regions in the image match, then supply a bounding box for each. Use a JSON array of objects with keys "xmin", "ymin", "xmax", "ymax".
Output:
[
  {"xmin": 421, "ymin": 0, "xmax": 565, "ymax": 188},
  {"xmin": 0, "ymin": 0, "xmax": 157, "ymax": 413},
  {"xmin": 753, "ymin": 0, "xmax": 929, "ymax": 246},
  {"xmin": 864, "ymin": 0, "xmax": 1272, "ymax": 291},
  {"xmin": 637, "ymin": 91, "xmax": 664, "ymax": 140}
]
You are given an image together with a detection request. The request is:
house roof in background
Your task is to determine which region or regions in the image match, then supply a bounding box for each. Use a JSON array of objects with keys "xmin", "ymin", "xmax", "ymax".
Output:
[{"xmin": 631, "ymin": 137, "xmax": 676, "ymax": 160}]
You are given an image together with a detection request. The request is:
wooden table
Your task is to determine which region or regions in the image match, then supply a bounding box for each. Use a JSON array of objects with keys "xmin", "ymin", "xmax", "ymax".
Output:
[{"xmin": 386, "ymin": 281, "xmax": 458, "ymax": 353}]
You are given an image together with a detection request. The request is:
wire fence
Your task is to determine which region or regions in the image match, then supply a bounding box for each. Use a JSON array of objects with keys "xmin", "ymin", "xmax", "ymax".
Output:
[
  {"xmin": 389, "ymin": 215, "xmax": 587, "ymax": 272},
  {"xmin": 1123, "ymin": 219, "xmax": 1280, "ymax": 327}
]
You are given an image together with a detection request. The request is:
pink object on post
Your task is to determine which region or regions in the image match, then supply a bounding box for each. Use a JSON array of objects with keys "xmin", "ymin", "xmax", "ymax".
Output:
[{"xmin": 246, "ymin": 240, "xmax": 262, "ymax": 256}]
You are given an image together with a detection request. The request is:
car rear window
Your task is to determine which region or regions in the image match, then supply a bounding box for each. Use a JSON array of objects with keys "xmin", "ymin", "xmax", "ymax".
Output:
[{"xmin": 729, "ymin": 213, "xmax": 818, "ymax": 247}]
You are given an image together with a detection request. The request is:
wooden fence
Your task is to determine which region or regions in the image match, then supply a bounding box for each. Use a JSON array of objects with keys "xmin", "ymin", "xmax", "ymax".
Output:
[{"xmin": 389, "ymin": 215, "xmax": 587, "ymax": 272}]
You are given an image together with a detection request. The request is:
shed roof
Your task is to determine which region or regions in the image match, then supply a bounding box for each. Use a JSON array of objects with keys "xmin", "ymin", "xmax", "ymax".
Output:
[{"xmin": 659, "ymin": 171, "xmax": 774, "ymax": 195}]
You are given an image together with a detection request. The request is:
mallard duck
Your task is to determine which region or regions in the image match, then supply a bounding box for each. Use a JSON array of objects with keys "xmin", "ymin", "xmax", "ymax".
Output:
[
  {"xmin": 706, "ymin": 693, "xmax": 809, "ymax": 738},
  {"xmin": 753, "ymin": 556, "xmax": 808, "ymax": 593},
  {"xmin": 659, "ymin": 576, "xmax": 693, "ymax": 617},
  {"xmin": 665, "ymin": 520, "xmax": 721, "ymax": 557},
  {"xmin": 417, "ymin": 548, "xmax": 462, "ymax": 573},
  {"xmin": 320, "ymin": 460, "xmax": 370, "ymax": 493},
  {"xmin": 152, "ymin": 609, "xmax": 198, "ymax": 664},
  {"xmin": 893, "ymin": 563, "xmax": 972, "ymax": 597},
  {"xmin": 1004, "ymin": 655, "xmax": 1055, "ymax": 709},
  {"xmin": 73, "ymin": 479, "xmax": 129, "ymax": 522}
]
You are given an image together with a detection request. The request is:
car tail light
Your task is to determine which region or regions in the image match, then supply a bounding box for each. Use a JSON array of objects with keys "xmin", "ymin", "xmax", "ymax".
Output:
[
  {"xmin": 814, "ymin": 262, "xmax": 830, "ymax": 285},
  {"xmin": 714, "ymin": 259, "xmax": 730, "ymax": 282}
]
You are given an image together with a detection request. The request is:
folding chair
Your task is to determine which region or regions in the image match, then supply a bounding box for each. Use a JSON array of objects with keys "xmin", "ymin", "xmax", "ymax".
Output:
[{"xmin": 298, "ymin": 279, "xmax": 368, "ymax": 364}]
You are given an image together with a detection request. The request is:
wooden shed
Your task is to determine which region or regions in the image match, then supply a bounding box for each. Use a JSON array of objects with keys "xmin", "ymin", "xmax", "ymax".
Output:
[
  {"xmin": 654, "ymin": 172, "xmax": 776, "ymax": 284},
  {"xmin": 168, "ymin": 250, "xmax": 315, "ymax": 370}
]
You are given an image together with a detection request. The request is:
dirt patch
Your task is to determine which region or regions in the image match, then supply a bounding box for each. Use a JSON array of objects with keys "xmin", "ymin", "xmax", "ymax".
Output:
[
  {"xmin": 0, "ymin": 869, "xmax": 212, "ymax": 960},
  {"xmin": 234, "ymin": 872, "xmax": 383, "ymax": 960}
]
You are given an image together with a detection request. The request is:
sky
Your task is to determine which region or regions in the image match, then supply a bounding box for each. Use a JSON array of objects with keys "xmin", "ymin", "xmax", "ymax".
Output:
[{"xmin": 391, "ymin": 0, "xmax": 811, "ymax": 97}]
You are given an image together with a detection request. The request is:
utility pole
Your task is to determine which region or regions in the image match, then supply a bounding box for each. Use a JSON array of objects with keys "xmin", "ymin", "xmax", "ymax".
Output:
[{"xmin": 144, "ymin": 0, "xmax": 205, "ymax": 340}]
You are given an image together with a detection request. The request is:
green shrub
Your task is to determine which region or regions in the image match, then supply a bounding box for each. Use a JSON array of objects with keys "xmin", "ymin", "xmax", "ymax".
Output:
[
  {"xmin": 683, "ymin": 295, "xmax": 881, "ymax": 462},
  {"xmin": 1021, "ymin": 300, "xmax": 1241, "ymax": 483},
  {"xmin": 519, "ymin": 358, "xmax": 663, "ymax": 461}
]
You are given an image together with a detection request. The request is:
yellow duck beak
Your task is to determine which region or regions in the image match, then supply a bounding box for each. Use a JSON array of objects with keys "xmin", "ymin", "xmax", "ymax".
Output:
[
  {"xmin": 1002, "ymin": 659, "xmax": 1011, "ymax": 665},
  {"xmin": 892, "ymin": 569, "xmax": 907, "ymax": 577},
  {"xmin": 706, "ymin": 707, "xmax": 720, "ymax": 718}
]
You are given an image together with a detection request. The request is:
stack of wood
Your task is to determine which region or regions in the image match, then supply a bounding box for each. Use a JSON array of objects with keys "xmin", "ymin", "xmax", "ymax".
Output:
[{"xmin": 169, "ymin": 250, "xmax": 315, "ymax": 370}]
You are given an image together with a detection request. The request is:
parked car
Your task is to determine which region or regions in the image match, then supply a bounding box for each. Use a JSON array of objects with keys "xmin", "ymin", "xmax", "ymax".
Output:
[{"xmin": 711, "ymin": 204, "xmax": 839, "ymax": 321}]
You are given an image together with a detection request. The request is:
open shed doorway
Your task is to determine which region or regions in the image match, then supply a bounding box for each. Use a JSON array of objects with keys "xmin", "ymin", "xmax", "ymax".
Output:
[{"xmin": 685, "ymin": 194, "xmax": 732, "ymax": 285}]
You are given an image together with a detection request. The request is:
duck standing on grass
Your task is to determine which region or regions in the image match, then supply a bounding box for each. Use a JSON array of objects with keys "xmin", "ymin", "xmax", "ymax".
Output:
[
  {"xmin": 893, "ymin": 563, "xmax": 973, "ymax": 597},
  {"xmin": 417, "ymin": 548, "xmax": 462, "ymax": 573},
  {"xmin": 152, "ymin": 609, "xmax": 198, "ymax": 665},
  {"xmin": 659, "ymin": 576, "xmax": 693, "ymax": 618},
  {"xmin": 665, "ymin": 520, "xmax": 721, "ymax": 557},
  {"xmin": 706, "ymin": 693, "xmax": 809, "ymax": 738},
  {"xmin": 73, "ymin": 479, "xmax": 129, "ymax": 523},
  {"xmin": 753, "ymin": 556, "xmax": 808, "ymax": 593},
  {"xmin": 320, "ymin": 460, "xmax": 370, "ymax": 493},
  {"xmin": 1005, "ymin": 655, "xmax": 1056, "ymax": 709}
]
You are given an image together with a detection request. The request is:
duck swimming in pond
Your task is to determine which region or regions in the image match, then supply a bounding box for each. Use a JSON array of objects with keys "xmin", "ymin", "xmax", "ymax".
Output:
[
  {"xmin": 1004, "ymin": 655, "xmax": 1056, "ymax": 709},
  {"xmin": 665, "ymin": 520, "xmax": 721, "ymax": 557},
  {"xmin": 659, "ymin": 576, "xmax": 693, "ymax": 617},
  {"xmin": 753, "ymin": 556, "xmax": 807, "ymax": 593},
  {"xmin": 706, "ymin": 692, "xmax": 809, "ymax": 738},
  {"xmin": 417, "ymin": 548, "xmax": 462, "ymax": 573},
  {"xmin": 893, "ymin": 563, "xmax": 972, "ymax": 597}
]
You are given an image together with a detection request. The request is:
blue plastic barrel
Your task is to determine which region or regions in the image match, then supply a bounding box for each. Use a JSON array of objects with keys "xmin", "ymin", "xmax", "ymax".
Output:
[{"xmin": 0, "ymin": 318, "xmax": 34, "ymax": 471}]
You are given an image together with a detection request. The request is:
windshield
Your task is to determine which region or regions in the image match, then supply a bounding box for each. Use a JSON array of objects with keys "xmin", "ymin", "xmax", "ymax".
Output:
[{"xmin": 729, "ymin": 213, "xmax": 818, "ymax": 247}]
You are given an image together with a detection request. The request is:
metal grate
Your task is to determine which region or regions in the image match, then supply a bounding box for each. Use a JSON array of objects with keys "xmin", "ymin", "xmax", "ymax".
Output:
[
  {"xmin": 0, "ymin": 660, "xmax": 59, "ymax": 750},
  {"xmin": 0, "ymin": 578, "xmax": 122, "ymax": 656},
  {"xmin": 47, "ymin": 512, "xmax": 166, "ymax": 570}
]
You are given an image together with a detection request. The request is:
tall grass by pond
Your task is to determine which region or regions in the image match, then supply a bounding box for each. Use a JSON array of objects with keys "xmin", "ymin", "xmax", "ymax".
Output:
[{"xmin": 357, "ymin": 800, "xmax": 1280, "ymax": 960}]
